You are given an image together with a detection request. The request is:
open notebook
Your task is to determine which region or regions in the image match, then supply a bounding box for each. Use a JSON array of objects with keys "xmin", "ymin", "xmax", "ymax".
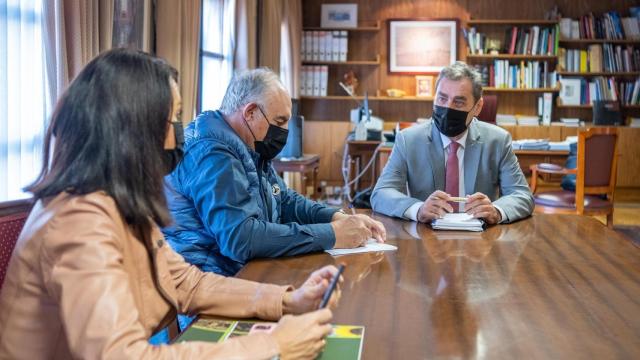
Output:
[{"xmin": 431, "ymin": 213, "xmax": 485, "ymax": 232}]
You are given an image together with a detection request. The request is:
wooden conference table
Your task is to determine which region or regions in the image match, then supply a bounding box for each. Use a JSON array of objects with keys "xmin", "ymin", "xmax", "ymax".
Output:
[{"xmin": 236, "ymin": 212, "xmax": 640, "ymax": 359}]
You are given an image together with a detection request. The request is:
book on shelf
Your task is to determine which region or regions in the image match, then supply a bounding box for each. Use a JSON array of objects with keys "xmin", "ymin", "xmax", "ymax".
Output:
[
  {"xmin": 542, "ymin": 92, "xmax": 553, "ymax": 125},
  {"xmin": 464, "ymin": 25, "xmax": 559, "ymax": 55},
  {"xmin": 175, "ymin": 317, "xmax": 365, "ymax": 360},
  {"xmin": 559, "ymin": 45, "xmax": 640, "ymax": 73},
  {"xmin": 560, "ymin": 75, "xmax": 640, "ymax": 105},
  {"xmin": 300, "ymin": 65, "xmax": 328, "ymax": 97},
  {"xmin": 516, "ymin": 115, "xmax": 541, "ymax": 126},
  {"xmin": 560, "ymin": 11, "xmax": 640, "ymax": 40},
  {"xmin": 478, "ymin": 60, "xmax": 557, "ymax": 89},
  {"xmin": 302, "ymin": 31, "xmax": 348, "ymax": 62},
  {"xmin": 496, "ymin": 113, "xmax": 517, "ymax": 126}
]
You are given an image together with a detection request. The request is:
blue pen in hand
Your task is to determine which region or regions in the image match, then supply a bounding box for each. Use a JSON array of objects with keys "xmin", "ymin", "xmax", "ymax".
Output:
[{"xmin": 318, "ymin": 264, "xmax": 346, "ymax": 309}]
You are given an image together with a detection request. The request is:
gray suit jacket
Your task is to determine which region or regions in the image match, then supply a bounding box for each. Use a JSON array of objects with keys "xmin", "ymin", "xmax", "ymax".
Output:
[{"xmin": 371, "ymin": 119, "xmax": 534, "ymax": 223}]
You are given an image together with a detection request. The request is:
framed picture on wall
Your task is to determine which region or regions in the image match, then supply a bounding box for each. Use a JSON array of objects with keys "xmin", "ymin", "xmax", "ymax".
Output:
[
  {"xmin": 415, "ymin": 75, "xmax": 434, "ymax": 97},
  {"xmin": 321, "ymin": 4, "xmax": 358, "ymax": 28},
  {"xmin": 388, "ymin": 19, "xmax": 457, "ymax": 74}
]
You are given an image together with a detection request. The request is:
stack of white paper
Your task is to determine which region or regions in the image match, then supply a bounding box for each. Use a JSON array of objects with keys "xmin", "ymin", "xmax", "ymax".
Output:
[{"xmin": 431, "ymin": 213, "xmax": 485, "ymax": 232}]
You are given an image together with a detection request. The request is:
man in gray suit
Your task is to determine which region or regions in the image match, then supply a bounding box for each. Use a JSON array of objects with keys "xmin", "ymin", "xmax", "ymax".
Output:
[{"xmin": 371, "ymin": 62, "xmax": 534, "ymax": 224}]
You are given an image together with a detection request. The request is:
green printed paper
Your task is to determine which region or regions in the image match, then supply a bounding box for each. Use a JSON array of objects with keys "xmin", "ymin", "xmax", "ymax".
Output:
[{"xmin": 176, "ymin": 317, "xmax": 364, "ymax": 360}]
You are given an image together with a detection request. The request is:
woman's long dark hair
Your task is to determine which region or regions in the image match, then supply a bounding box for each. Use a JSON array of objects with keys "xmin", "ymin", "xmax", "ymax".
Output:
[{"xmin": 26, "ymin": 48, "xmax": 177, "ymax": 233}]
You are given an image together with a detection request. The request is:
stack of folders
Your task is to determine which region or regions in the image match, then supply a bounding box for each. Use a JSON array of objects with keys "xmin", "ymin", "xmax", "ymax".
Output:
[{"xmin": 431, "ymin": 213, "xmax": 485, "ymax": 232}]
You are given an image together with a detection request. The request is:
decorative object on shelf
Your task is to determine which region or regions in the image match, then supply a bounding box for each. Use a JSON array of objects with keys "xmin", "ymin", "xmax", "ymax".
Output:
[
  {"xmin": 559, "ymin": 78, "xmax": 582, "ymax": 105},
  {"xmin": 388, "ymin": 19, "xmax": 457, "ymax": 74},
  {"xmin": 343, "ymin": 70, "xmax": 359, "ymax": 95},
  {"xmin": 415, "ymin": 75, "xmax": 434, "ymax": 97},
  {"xmin": 386, "ymin": 88, "xmax": 406, "ymax": 97},
  {"xmin": 487, "ymin": 39, "xmax": 502, "ymax": 54},
  {"xmin": 321, "ymin": 3, "xmax": 358, "ymax": 28}
]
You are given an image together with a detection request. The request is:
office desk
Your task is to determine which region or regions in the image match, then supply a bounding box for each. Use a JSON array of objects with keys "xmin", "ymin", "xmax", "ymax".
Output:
[
  {"xmin": 237, "ymin": 212, "xmax": 640, "ymax": 359},
  {"xmin": 272, "ymin": 154, "xmax": 320, "ymax": 198}
]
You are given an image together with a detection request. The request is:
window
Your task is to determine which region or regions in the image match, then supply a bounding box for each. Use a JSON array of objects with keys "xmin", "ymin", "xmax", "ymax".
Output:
[
  {"xmin": 199, "ymin": 0, "xmax": 234, "ymax": 113},
  {"xmin": 0, "ymin": 0, "xmax": 48, "ymax": 201}
]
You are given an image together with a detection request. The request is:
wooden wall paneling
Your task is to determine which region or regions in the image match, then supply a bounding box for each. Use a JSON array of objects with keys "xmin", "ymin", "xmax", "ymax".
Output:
[
  {"xmin": 615, "ymin": 127, "xmax": 640, "ymax": 187},
  {"xmin": 300, "ymin": 98, "xmax": 351, "ymax": 121},
  {"xmin": 327, "ymin": 64, "xmax": 378, "ymax": 97},
  {"xmin": 302, "ymin": 121, "xmax": 352, "ymax": 185},
  {"xmin": 329, "ymin": 122, "xmax": 352, "ymax": 183},
  {"xmin": 301, "ymin": 0, "xmax": 640, "ymax": 188}
]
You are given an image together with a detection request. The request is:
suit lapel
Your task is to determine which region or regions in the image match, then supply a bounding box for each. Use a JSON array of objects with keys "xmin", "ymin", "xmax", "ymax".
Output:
[
  {"xmin": 464, "ymin": 119, "xmax": 483, "ymax": 196},
  {"xmin": 428, "ymin": 123, "xmax": 445, "ymax": 191}
]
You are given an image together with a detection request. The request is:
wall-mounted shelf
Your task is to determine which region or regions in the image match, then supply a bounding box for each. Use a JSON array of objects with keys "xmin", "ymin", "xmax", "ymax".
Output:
[
  {"xmin": 467, "ymin": 19, "xmax": 558, "ymax": 25},
  {"xmin": 303, "ymin": 55, "xmax": 380, "ymax": 66},
  {"xmin": 557, "ymin": 71, "xmax": 640, "ymax": 77},
  {"xmin": 483, "ymin": 87, "xmax": 559, "ymax": 92},
  {"xmin": 303, "ymin": 21, "xmax": 381, "ymax": 32},
  {"xmin": 300, "ymin": 95, "xmax": 433, "ymax": 102},
  {"xmin": 559, "ymin": 39, "xmax": 640, "ymax": 45},
  {"xmin": 556, "ymin": 104, "xmax": 640, "ymax": 109},
  {"xmin": 467, "ymin": 54, "xmax": 558, "ymax": 60}
]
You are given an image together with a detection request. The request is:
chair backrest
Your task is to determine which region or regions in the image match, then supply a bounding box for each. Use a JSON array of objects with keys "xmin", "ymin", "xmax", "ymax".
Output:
[
  {"xmin": 0, "ymin": 200, "xmax": 31, "ymax": 290},
  {"xmin": 575, "ymin": 127, "xmax": 618, "ymax": 213},
  {"xmin": 477, "ymin": 95, "xmax": 498, "ymax": 124}
]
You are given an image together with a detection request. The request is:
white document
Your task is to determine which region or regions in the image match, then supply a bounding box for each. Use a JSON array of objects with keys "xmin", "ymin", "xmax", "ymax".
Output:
[
  {"xmin": 325, "ymin": 239, "xmax": 397, "ymax": 256},
  {"xmin": 431, "ymin": 213, "xmax": 485, "ymax": 232}
]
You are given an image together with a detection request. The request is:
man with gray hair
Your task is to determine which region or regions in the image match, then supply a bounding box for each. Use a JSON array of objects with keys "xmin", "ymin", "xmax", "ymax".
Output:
[
  {"xmin": 371, "ymin": 61, "xmax": 533, "ymax": 224},
  {"xmin": 163, "ymin": 68, "xmax": 386, "ymax": 276}
]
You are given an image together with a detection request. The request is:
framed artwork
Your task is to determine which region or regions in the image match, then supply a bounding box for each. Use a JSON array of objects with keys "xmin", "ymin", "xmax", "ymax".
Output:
[
  {"xmin": 321, "ymin": 4, "xmax": 358, "ymax": 28},
  {"xmin": 415, "ymin": 75, "xmax": 434, "ymax": 97},
  {"xmin": 388, "ymin": 19, "xmax": 457, "ymax": 74}
]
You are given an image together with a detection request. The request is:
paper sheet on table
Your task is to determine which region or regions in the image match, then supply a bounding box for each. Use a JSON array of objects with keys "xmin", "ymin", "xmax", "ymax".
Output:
[
  {"xmin": 325, "ymin": 239, "xmax": 397, "ymax": 256},
  {"xmin": 431, "ymin": 213, "xmax": 485, "ymax": 232}
]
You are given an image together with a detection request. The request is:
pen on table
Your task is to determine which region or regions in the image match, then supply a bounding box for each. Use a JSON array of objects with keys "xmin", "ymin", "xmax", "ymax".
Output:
[{"xmin": 318, "ymin": 264, "xmax": 346, "ymax": 309}]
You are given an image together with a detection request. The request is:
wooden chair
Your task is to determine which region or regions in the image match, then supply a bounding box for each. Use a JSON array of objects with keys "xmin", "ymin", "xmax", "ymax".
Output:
[
  {"xmin": 529, "ymin": 127, "xmax": 618, "ymax": 228},
  {"xmin": 0, "ymin": 199, "xmax": 31, "ymax": 289}
]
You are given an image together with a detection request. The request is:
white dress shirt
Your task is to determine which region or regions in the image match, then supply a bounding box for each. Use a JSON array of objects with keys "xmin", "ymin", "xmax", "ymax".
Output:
[{"xmin": 404, "ymin": 129, "xmax": 507, "ymax": 222}]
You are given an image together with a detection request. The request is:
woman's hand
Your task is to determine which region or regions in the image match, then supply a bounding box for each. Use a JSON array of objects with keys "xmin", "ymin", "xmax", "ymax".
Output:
[
  {"xmin": 272, "ymin": 309, "xmax": 333, "ymax": 360},
  {"xmin": 283, "ymin": 265, "xmax": 343, "ymax": 314}
]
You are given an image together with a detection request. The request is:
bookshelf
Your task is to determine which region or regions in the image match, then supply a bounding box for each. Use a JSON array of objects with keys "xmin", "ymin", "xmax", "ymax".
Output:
[
  {"xmin": 467, "ymin": 19, "xmax": 558, "ymax": 26},
  {"xmin": 559, "ymin": 39, "xmax": 640, "ymax": 45},
  {"xmin": 557, "ymin": 71, "xmax": 640, "ymax": 77},
  {"xmin": 302, "ymin": 21, "xmax": 381, "ymax": 32},
  {"xmin": 466, "ymin": 54, "xmax": 558, "ymax": 61},
  {"xmin": 302, "ymin": 54, "xmax": 381, "ymax": 66},
  {"xmin": 300, "ymin": 95, "xmax": 432, "ymax": 102},
  {"xmin": 483, "ymin": 87, "xmax": 559, "ymax": 92}
]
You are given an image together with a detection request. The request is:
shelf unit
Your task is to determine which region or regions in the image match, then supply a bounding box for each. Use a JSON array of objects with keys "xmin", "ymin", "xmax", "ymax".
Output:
[
  {"xmin": 467, "ymin": 54, "xmax": 558, "ymax": 61},
  {"xmin": 467, "ymin": 19, "xmax": 558, "ymax": 25},
  {"xmin": 557, "ymin": 71, "xmax": 640, "ymax": 77},
  {"xmin": 559, "ymin": 39, "xmax": 640, "ymax": 45},
  {"xmin": 300, "ymin": 95, "xmax": 433, "ymax": 102},
  {"xmin": 302, "ymin": 21, "xmax": 381, "ymax": 32},
  {"xmin": 302, "ymin": 54, "xmax": 380, "ymax": 66},
  {"xmin": 483, "ymin": 87, "xmax": 560, "ymax": 92}
]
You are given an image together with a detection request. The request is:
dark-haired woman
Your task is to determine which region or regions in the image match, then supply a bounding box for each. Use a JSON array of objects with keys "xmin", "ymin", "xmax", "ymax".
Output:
[{"xmin": 0, "ymin": 49, "xmax": 340, "ymax": 359}]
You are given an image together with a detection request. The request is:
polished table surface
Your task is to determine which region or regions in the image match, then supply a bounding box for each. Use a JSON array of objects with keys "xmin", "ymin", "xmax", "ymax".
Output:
[{"xmin": 237, "ymin": 212, "xmax": 640, "ymax": 359}]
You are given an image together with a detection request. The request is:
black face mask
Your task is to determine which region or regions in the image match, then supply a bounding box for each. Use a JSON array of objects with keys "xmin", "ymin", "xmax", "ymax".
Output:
[
  {"xmin": 245, "ymin": 106, "xmax": 288, "ymax": 161},
  {"xmin": 164, "ymin": 121, "xmax": 185, "ymax": 175},
  {"xmin": 432, "ymin": 104, "xmax": 472, "ymax": 138}
]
